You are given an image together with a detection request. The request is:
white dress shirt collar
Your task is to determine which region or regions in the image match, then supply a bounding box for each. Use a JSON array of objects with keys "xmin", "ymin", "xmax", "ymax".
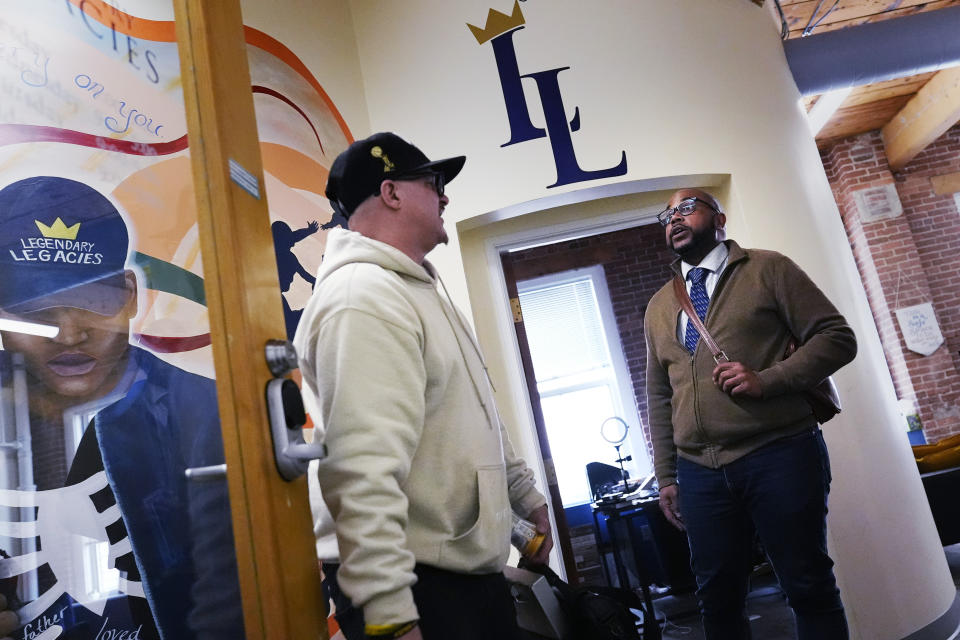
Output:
[{"xmin": 681, "ymin": 241, "xmax": 729, "ymax": 280}]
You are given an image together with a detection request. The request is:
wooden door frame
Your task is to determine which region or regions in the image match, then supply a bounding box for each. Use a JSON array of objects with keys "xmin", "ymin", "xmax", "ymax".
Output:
[
  {"xmin": 499, "ymin": 253, "xmax": 580, "ymax": 584},
  {"xmin": 173, "ymin": 2, "xmax": 326, "ymax": 638}
]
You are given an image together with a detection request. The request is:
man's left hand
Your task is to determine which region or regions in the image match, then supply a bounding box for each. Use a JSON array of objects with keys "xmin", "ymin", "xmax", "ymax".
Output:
[
  {"xmin": 525, "ymin": 504, "xmax": 554, "ymax": 566},
  {"xmin": 713, "ymin": 361, "xmax": 763, "ymax": 397}
]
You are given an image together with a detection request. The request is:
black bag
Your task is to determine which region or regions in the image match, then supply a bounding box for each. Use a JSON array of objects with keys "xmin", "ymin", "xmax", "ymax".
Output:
[
  {"xmin": 784, "ymin": 337, "xmax": 842, "ymax": 424},
  {"xmin": 530, "ymin": 564, "xmax": 648, "ymax": 640}
]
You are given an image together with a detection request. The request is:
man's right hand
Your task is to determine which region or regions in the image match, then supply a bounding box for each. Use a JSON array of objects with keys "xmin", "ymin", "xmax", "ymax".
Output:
[{"xmin": 659, "ymin": 483, "xmax": 684, "ymax": 531}]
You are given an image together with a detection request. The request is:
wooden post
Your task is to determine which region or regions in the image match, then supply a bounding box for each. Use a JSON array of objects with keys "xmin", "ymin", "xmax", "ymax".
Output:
[{"xmin": 882, "ymin": 67, "xmax": 960, "ymax": 172}]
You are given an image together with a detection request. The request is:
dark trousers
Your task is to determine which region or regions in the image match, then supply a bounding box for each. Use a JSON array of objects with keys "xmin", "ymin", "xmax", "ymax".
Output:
[
  {"xmin": 322, "ymin": 562, "xmax": 523, "ymax": 640},
  {"xmin": 677, "ymin": 429, "xmax": 849, "ymax": 640}
]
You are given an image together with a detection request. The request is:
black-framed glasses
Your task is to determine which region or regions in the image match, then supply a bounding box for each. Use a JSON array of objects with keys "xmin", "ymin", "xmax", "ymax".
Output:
[
  {"xmin": 657, "ymin": 197, "xmax": 718, "ymax": 226},
  {"xmin": 397, "ymin": 171, "xmax": 445, "ymax": 198}
]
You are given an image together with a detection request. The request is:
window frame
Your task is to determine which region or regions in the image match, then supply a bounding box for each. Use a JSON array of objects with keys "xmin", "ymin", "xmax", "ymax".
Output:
[{"xmin": 518, "ymin": 264, "xmax": 649, "ymax": 506}]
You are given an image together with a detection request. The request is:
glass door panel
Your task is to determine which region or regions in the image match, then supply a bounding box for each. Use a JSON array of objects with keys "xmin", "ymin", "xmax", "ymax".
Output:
[
  {"xmin": 0, "ymin": 2, "xmax": 243, "ymax": 638},
  {"xmin": 237, "ymin": 6, "xmax": 356, "ymax": 635},
  {"xmin": 239, "ymin": 18, "xmax": 355, "ymax": 341}
]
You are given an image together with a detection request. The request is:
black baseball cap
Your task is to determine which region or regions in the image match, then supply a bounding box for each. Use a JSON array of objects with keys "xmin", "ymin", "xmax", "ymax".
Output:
[
  {"xmin": 325, "ymin": 132, "xmax": 466, "ymax": 219},
  {"xmin": 0, "ymin": 176, "xmax": 131, "ymax": 316}
]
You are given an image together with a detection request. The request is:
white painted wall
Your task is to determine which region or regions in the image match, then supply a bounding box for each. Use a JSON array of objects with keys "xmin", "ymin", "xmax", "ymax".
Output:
[
  {"xmin": 346, "ymin": 1, "xmax": 955, "ymax": 637},
  {"xmin": 241, "ymin": 0, "xmax": 370, "ymax": 142}
]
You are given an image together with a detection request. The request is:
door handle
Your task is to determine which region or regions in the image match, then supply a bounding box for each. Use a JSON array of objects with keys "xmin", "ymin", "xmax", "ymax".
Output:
[{"xmin": 265, "ymin": 340, "xmax": 326, "ymax": 481}]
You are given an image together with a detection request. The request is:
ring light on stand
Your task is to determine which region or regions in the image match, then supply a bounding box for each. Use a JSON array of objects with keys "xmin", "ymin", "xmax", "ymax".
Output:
[{"xmin": 600, "ymin": 416, "xmax": 637, "ymax": 494}]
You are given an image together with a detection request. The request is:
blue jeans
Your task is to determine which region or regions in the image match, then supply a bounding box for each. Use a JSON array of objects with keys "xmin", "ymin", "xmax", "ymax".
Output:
[{"xmin": 677, "ymin": 429, "xmax": 848, "ymax": 640}]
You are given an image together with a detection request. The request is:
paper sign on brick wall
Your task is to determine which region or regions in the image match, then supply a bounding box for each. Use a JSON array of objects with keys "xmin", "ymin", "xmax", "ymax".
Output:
[
  {"xmin": 895, "ymin": 303, "xmax": 944, "ymax": 356},
  {"xmin": 852, "ymin": 184, "xmax": 903, "ymax": 223}
]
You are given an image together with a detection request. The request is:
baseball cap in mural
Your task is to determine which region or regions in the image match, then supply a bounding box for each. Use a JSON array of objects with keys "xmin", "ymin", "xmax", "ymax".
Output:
[
  {"xmin": 325, "ymin": 132, "xmax": 466, "ymax": 218},
  {"xmin": 0, "ymin": 176, "xmax": 131, "ymax": 316}
]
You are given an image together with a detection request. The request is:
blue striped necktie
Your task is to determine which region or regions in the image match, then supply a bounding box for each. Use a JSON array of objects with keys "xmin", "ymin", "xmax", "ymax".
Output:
[{"xmin": 684, "ymin": 267, "xmax": 710, "ymax": 353}]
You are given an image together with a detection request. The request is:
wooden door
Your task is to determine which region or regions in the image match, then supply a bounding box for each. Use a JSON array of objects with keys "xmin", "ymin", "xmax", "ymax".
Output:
[
  {"xmin": 174, "ymin": 1, "xmax": 327, "ymax": 637},
  {"xmin": 0, "ymin": 1, "xmax": 326, "ymax": 638},
  {"xmin": 499, "ymin": 252, "xmax": 580, "ymax": 584}
]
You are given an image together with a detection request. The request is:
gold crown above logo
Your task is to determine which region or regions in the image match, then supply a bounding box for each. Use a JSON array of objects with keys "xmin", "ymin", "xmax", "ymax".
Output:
[
  {"xmin": 467, "ymin": 0, "xmax": 525, "ymax": 45},
  {"xmin": 35, "ymin": 217, "xmax": 80, "ymax": 240}
]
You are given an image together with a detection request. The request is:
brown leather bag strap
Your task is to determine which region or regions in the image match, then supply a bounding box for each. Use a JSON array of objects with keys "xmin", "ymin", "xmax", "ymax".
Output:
[{"xmin": 672, "ymin": 274, "xmax": 729, "ymax": 364}]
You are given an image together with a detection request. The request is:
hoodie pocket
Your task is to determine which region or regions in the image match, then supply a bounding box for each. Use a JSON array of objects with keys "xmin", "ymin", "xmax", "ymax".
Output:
[{"xmin": 439, "ymin": 465, "xmax": 511, "ymax": 570}]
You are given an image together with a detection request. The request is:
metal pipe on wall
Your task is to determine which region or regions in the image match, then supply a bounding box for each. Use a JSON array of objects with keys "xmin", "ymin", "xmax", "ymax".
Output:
[{"xmin": 785, "ymin": 5, "xmax": 960, "ymax": 96}]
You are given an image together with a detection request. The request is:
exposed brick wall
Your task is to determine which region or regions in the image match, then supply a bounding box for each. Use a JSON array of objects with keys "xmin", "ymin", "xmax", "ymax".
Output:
[
  {"xmin": 509, "ymin": 223, "xmax": 675, "ymax": 459},
  {"xmin": 821, "ymin": 126, "xmax": 960, "ymax": 442}
]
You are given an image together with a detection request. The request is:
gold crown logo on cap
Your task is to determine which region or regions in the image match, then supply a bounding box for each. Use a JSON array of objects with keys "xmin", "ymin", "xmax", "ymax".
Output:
[
  {"xmin": 35, "ymin": 217, "xmax": 80, "ymax": 240},
  {"xmin": 370, "ymin": 146, "xmax": 396, "ymax": 173},
  {"xmin": 467, "ymin": 0, "xmax": 525, "ymax": 45}
]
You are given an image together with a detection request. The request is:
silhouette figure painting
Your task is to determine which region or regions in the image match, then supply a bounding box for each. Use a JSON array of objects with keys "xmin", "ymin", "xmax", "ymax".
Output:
[
  {"xmin": 272, "ymin": 220, "xmax": 320, "ymax": 340},
  {"xmin": 321, "ymin": 208, "xmax": 349, "ymax": 231}
]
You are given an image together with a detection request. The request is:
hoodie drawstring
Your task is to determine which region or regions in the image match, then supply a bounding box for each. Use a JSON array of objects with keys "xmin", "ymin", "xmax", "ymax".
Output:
[{"xmin": 436, "ymin": 274, "xmax": 498, "ymax": 430}]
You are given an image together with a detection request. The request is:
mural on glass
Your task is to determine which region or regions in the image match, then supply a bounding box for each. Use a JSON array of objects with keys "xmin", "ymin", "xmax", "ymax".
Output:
[
  {"xmin": 249, "ymin": 30, "xmax": 354, "ymax": 339},
  {"xmin": 0, "ymin": 1, "xmax": 352, "ymax": 637},
  {"xmin": 0, "ymin": 2, "xmax": 240, "ymax": 638}
]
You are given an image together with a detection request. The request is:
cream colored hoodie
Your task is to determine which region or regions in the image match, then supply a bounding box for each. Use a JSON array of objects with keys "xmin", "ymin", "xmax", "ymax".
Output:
[{"xmin": 294, "ymin": 229, "xmax": 545, "ymax": 626}]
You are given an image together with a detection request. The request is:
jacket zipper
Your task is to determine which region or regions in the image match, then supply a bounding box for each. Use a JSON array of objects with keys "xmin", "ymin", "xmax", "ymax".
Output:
[
  {"xmin": 687, "ymin": 259, "xmax": 741, "ymax": 468},
  {"xmin": 690, "ymin": 347, "xmax": 716, "ymax": 465}
]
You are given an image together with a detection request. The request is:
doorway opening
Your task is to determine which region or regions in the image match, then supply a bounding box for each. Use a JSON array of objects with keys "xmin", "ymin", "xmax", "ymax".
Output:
[
  {"xmin": 456, "ymin": 176, "xmax": 726, "ymax": 584},
  {"xmin": 501, "ymin": 220, "xmax": 676, "ymax": 585}
]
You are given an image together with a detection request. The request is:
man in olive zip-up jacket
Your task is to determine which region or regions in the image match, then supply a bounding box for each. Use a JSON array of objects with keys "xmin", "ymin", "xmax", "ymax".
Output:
[{"xmin": 644, "ymin": 189, "xmax": 856, "ymax": 640}]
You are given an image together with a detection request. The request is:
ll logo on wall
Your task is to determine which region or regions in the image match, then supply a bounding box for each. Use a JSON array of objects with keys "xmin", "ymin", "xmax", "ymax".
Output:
[{"xmin": 467, "ymin": 1, "xmax": 627, "ymax": 188}]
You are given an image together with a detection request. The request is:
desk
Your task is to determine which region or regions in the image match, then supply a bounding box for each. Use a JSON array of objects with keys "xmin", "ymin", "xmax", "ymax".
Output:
[{"xmin": 591, "ymin": 493, "xmax": 696, "ymax": 606}]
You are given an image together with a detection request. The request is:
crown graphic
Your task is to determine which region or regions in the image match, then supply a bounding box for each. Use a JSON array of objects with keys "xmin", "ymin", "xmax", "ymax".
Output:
[
  {"xmin": 35, "ymin": 217, "xmax": 80, "ymax": 240},
  {"xmin": 467, "ymin": 0, "xmax": 525, "ymax": 45}
]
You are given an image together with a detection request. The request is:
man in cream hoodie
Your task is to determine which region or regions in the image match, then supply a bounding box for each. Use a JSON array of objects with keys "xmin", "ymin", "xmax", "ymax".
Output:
[{"xmin": 294, "ymin": 133, "xmax": 551, "ymax": 640}]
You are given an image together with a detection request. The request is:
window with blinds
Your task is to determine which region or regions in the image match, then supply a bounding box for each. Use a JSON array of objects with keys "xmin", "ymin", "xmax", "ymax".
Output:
[
  {"xmin": 518, "ymin": 265, "xmax": 648, "ymax": 507},
  {"xmin": 519, "ymin": 278, "xmax": 608, "ymax": 385}
]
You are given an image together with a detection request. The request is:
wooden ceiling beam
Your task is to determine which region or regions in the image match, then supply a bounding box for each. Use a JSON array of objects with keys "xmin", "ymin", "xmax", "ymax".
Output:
[
  {"xmin": 819, "ymin": 93, "xmax": 914, "ymax": 140},
  {"xmin": 841, "ymin": 72, "xmax": 936, "ymax": 107},
  {"xmin": 783, "ymin": 2, "xmax": 960, "ymax": 149},
  {"xmin": 783, "ymin": 0, "xmax": 960, "ymax": 39},
  {"xmin": 881, "ymin": 66, "xmax": 960, "ymax": 171},
  {"xmin": 783, "ymin": 0, "xmax": 933, "ymax": 29}
]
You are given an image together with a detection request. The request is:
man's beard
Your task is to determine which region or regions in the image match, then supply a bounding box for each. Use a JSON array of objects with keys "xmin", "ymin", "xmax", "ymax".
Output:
[{"xmin": 670, "ymin": 224, "xmax": 714, "ymax": 257}]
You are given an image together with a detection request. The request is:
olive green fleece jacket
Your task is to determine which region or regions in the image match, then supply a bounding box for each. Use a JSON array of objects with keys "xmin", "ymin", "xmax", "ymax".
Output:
[{"xmin": 644, "ymin": 241, "xmax": 857, "ymax": 488}]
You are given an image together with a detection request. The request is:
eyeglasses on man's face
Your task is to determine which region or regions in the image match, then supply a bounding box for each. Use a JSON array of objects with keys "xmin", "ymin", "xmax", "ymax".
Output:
[
  {"xmin": 400, "ymin": 172, "xmax": 445, "ymax": 198},
  {"xmin": 657, "ymin": 197, "xmax": 719, "ymax": 227}
]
